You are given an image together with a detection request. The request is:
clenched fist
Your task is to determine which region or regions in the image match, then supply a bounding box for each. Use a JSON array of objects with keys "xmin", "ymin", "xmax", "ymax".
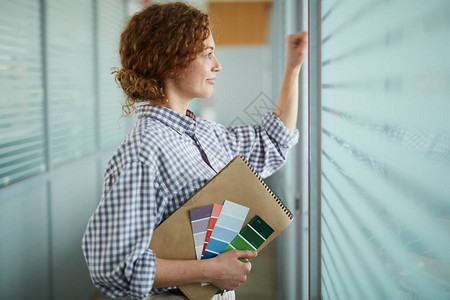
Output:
[{"xmin": 286, "ymin": 31, "xmax": 308, "ymax": 72}]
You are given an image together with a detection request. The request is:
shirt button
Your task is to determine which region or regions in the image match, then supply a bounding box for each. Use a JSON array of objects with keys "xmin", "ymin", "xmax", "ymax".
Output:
[
  {"xmin": 189, "ymin": 124, "xmax": 194, "ymax": 129},
  {"xmin": 179, "ymin": 127, "xmax": 184, "ymax": 133}
]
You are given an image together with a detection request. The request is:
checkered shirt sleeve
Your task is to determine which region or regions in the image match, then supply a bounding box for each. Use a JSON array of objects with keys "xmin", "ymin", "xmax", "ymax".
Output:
[
  {"xmin": 82, "ymin": 160, "xmax": 168, "ymax": 299},
  {"xmin": 216, "ymin": 112, "xmax": 299, "ymax": 178}
]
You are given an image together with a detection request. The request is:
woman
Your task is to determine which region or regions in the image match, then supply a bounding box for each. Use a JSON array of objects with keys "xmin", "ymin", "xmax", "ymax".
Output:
[{"xmin": 82, "ymin": 2, "xmax": 307, "ymax": 300}]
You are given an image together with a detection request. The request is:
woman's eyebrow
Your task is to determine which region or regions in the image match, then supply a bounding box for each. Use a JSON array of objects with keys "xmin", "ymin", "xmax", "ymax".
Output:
[{"xmin": 205, "ymin": 46, "xmax": 214, "ymax": 51}]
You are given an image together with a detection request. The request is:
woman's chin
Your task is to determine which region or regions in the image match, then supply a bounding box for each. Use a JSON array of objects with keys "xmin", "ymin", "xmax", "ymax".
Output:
[{"xmin": 197, "ymin": 91, "xmax": 214, "ymax": 99}]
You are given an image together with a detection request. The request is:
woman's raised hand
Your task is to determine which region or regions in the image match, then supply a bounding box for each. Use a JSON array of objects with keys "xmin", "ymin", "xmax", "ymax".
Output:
[{"xmin": 286, "ymin": 31, "xmax": 308, "ymax": 72}]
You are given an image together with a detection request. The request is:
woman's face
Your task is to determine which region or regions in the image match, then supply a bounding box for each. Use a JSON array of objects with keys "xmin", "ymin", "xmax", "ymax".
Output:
[{"xmin": 172, "ymin": 34, "xmax": 222, "ymax": 100}]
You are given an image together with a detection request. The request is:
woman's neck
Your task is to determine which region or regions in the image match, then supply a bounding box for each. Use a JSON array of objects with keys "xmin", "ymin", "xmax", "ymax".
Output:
[
  {"xmin": 157, "ymin": 99, "xmax": 191, "ymax": 115},
  {"xmin": 162, "ymin": 79, "xmax": 193, "ymax": 115}
]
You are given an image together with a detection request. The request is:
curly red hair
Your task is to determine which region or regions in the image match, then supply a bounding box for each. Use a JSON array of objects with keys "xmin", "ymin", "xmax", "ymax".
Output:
[{"xmin": 113, "ymin": 2, "xmax": 210, "ymax": 115}]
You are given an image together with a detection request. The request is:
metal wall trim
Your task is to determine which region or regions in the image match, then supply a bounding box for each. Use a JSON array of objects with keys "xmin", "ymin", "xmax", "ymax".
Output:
[
  {"xmin": 308, "ymin": 0, "xmax": 322, "ymax": 299},
  {"xmin": 295, "ymin": 0, "xmax": 310, "ymax": 299}
]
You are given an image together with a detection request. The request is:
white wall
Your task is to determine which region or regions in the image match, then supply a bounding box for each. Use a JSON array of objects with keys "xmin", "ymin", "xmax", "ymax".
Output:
[{"xmin": 198, "ymin": 45, "xmax": 272, "ymax": 126}]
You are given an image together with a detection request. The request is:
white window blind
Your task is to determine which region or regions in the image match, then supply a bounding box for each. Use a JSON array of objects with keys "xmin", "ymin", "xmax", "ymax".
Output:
[
  {"xmin": 47, "ymin": 0, "xmax": 95, "ymax": 166},
  {"xmin": 320, "ymin": 1, "xmax": 450, "ymax": 299},
  {"xmin": 0, "ymin": 0, "xmax": 45, "ymax": 187},
  {"xmin": 97, "ymin": 0, "xmax": 128, "ymax": 148}
]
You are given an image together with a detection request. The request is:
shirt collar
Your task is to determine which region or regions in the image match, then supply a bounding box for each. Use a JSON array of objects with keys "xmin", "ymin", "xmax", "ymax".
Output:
[{"xmin": 135, "ymin": 105, "xmax": 197, "ymax": 136}]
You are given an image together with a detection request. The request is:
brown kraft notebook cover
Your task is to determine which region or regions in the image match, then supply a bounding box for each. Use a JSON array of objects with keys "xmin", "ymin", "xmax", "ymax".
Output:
[{"xmin": 149, "ymin": 154, "xmax": 294, "ymax": 300}]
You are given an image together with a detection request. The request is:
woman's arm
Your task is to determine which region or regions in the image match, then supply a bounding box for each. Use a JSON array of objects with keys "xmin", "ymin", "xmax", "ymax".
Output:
[
  {"xmin": 274, "ymin": 31, "xmax": 308, "ymax": 133},
  {"xmin": 209, "ymin": 32, "xmax": 307, "ymax": 178},
  {"xmin": 154, "ymin": 250, "xmax": 258, "ymax": 290}
]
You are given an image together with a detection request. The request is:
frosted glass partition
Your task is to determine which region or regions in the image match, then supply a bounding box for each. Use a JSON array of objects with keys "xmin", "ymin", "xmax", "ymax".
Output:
[
  {"xmin": 98, "ymin": 0, "xmax": 128, "ymax": 148},
  {"xmin": 47, "ymin": 0, "xmax": 95, "ymax": 166},
  {"xmin": 320, "ymin": 1, "xmax": 450, "ymax": 299},
  {"xmin": 0, "ymin": 0, "xmax": 45, "ymax": 187}
]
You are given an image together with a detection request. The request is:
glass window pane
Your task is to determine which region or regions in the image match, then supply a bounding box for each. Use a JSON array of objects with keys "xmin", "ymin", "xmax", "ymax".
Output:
[
  {"xmin": 98, "ymin": 0, "xmax": 128, "ymax": 148},
  {"xmin": 320, "ymin": 1, "xmax": 450, "ymax": 299},
  {"xmin": 47, "ymin": 0, "xmax": 95, "ymax": 166},
  {"xmin": 0, "ymin": 0, "xmax": 46, "ymax": 187}
]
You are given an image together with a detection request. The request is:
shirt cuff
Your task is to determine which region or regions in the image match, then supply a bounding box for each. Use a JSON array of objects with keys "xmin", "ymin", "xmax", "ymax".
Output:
[
  {"xmin": 262, "ymin": 112, "xmax": 299, "ymax": 148},
  {"xmin": 129, "ymin": 248, "xmax": 157, "ymax": 299}
]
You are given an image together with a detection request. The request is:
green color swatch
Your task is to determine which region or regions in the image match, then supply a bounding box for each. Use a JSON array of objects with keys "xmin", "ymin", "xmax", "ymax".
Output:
[{"xmin": 223, "ymin": 215, "xmax": 274, "ymax": 262}]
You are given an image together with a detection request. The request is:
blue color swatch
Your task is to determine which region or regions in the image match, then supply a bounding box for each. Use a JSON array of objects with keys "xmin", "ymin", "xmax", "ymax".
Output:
[{"xmin": 202, "ymin": 200, "xmax": 249, "ymax": 259}]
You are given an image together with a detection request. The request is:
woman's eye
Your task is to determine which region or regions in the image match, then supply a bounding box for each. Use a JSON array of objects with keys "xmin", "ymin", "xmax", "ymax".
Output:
[{"xmin": 207, "ymin": 53, "xmax": 212, "ymax": 59}]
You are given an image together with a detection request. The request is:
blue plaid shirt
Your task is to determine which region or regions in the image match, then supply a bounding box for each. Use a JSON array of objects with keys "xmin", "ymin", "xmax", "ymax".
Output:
[{"xmin": 82, "ymin": 105, "xmax": 299, "ymax": 299}]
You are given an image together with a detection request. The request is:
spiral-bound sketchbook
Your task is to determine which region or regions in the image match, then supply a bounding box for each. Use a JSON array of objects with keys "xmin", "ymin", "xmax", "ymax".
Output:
[{"xmin": 148, "ymin": 155, "xmax": 294, "ymax": 300}]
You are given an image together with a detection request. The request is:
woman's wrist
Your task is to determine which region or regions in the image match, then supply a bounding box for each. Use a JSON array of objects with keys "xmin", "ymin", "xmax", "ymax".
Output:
[
  {"xmin": 285, "ymin": 63, "xmax": 302, "ymax": 76},
  {"xmin": 201, "ymin": 256, "xmax": 218, "ymax": 283},
  {"xmin": 154, "ymin": 258, "xmax": 217, "ymax": 288}
]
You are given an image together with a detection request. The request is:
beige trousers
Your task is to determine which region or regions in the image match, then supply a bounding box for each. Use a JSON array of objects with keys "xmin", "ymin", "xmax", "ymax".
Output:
[{"xmin": 145, "ymin": 290, "xmax": 235, "ymax": 300}]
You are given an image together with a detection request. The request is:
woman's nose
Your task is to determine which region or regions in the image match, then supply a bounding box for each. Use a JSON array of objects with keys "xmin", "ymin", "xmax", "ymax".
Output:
[{"xmin": 213, "ymin": 57, "xmax": 222, "ymax": 72}]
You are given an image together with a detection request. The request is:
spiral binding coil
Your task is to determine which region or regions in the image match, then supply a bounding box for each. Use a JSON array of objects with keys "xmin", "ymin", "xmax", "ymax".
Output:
[{"xmin": 238, "ymin": 154, "xmax": 294, "ymax": 220}]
